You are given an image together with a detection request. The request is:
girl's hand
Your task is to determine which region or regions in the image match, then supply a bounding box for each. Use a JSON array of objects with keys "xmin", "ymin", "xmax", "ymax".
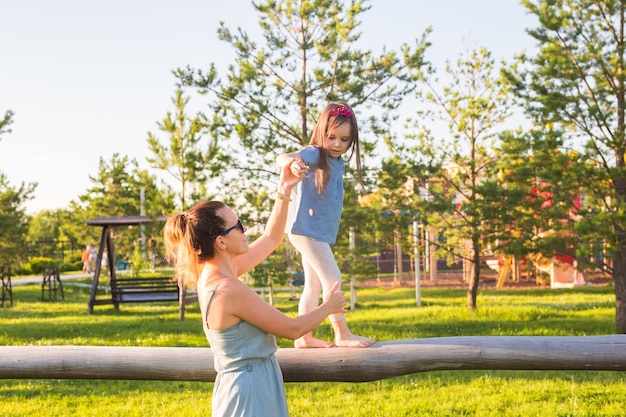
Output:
[{"xmin": 323, "ymin": 282, "xmax": 347, "ymax": 315}]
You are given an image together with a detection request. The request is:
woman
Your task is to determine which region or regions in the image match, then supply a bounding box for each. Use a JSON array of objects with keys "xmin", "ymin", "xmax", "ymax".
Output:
[{"xmin": 163, "ymin": 161, "xmax": 347, "ymax": 417}]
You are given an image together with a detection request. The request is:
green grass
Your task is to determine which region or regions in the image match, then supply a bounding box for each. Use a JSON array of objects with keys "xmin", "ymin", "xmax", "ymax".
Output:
[{"xmin": 0, "ymin": 282, "xmax": 624, "ymax": 416}]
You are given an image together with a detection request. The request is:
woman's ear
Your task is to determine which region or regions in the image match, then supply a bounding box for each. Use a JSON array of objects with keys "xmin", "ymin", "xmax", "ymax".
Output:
[{"xmin": 217, "ymin": 238, "xmax": 226, "ymax": 250}]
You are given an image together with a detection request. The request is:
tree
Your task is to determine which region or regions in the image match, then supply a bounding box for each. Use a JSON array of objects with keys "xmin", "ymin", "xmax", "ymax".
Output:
[
  {"xmin": 0, "ymin": 110, "xmax": 14, "ymax": 140},
  {"xmin": 174, "ymin": 1, "xmax": 431, "ymax": 284},
  {"xmin": 175, "ymin": 0, "xmax": 430, "ymax": 199},
  {"xmin": 333, "ymin": 182, "xmax": 379, "ymax": 283},
  {"xmin": 147, "ymin": 86, "xmax": 222, "ymax": 211},
  {"xmin": 0, "ymin": 110, "xmax": 38, "ymax": 268},
  {"xmin": 369, "ymin": 156, "xmax": 420, "ymax": 282},
  {"xmin": 0, "ymin": 172, "xmax": 36, "ymax": 266},
  {"xmin": 27, "ymin": 209, "xmax": 64, "ymax": 259},
  {"xmin": 510, "ymin": 0, "xmax": 626, "ymax": 333},
  {"xmin": 493, "ymin": 128, "xmax": 586, "ymax": 271},
  {"xmin": 72, "ymin": 154, "xmax": 175, "ymax": 265},
  {"xmin": 402, "ymin": 47, "xmax": 515, "ymax": 309}
]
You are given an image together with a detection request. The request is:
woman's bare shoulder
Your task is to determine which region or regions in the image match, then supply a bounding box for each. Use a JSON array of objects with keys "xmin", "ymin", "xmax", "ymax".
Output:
[{"xmin": 216, "ymin": 277, "xmax": 253, "ymax": 294}]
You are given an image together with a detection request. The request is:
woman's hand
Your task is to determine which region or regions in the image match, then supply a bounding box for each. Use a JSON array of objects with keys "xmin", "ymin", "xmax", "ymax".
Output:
[
  {"xmin": 289, "ymin": 157, "xmax": 308, "ymax": 178},
  {"xmin": 323, "ymin": 282, "xmax": 347, "ymax": 315},
  {"xmin": 278, "ymin": 158, "xmax": 304, "ymax": 194}
]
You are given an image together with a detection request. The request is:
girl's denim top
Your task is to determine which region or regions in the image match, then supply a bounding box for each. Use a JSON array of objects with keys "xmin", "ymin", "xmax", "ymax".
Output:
[{"xmin": 286, "ymin": 146, "xmax": 344, "ymax": 244}]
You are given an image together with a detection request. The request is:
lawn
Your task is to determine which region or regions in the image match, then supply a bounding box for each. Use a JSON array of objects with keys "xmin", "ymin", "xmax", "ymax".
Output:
[{"xmin": 0, "ymin": 279, "xmax": 624, "ymax": 416}]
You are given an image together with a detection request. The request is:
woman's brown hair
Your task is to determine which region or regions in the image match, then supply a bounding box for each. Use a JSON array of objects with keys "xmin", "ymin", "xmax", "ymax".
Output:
[{"xmin": 163, "ymin": 201, "xmax": 227, "ymax": 290}]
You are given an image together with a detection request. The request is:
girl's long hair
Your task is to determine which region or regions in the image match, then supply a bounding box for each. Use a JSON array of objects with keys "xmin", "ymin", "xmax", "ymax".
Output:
[{"xmin": 309, "ymin": 102, "xmax": 363, "ymax": 195}]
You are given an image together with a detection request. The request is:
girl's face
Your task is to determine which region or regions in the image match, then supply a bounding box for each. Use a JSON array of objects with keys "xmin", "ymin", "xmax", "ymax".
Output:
[{"xmin": 325, "ymin": 121, "xmax": 352, "ymax": 158}]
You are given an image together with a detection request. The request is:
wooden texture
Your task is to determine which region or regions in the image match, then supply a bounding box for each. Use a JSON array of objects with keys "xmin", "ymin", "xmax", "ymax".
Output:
[{"xmin": 1, "ymin": 336, "xmax": 625, "ymax": 382}]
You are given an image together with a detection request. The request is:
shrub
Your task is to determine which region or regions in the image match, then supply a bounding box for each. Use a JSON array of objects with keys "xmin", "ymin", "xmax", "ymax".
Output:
[{"xmin": 24, "ymin": 257, "xmax": 57, "ymax": 274}]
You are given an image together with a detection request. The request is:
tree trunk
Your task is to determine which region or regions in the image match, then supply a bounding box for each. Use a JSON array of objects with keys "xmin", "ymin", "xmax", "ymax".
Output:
[
  {"xmin": 615, "ymin": 244, "xmax": 626, "ymax": 334},
  {"xmin": 613, "ymin": 1, "xmax": 626, "ymax": 334},
  {"xmin": 467, "ymin": 240, "xmax": 481, "ymax": 310},
  {"xmin": 612, "ymin": 124, "xmax": 626, "ymax": 333},
  {"xmin": 4, "ymin": 336, "xmax": 625, "ymax": 382}
]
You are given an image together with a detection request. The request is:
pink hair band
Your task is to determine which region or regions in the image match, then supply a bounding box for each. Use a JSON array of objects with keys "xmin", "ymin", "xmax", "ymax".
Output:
[{"xmin": 330, "ymin": 106, "xmax": 354, "ymax": 118}]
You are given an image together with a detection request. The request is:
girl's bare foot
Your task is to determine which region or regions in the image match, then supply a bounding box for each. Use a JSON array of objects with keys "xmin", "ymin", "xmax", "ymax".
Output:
[
  {"xmin": 294, "ymin": 335, "xmax": 334, "ymax": 348},
  {"xmin": 334, "ymin": 334, "xmax": 376, "ymax": 348}
]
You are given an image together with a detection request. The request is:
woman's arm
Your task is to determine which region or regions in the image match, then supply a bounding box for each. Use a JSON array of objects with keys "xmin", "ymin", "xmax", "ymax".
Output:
[
  {"xmin": 233, "ymin": 161, "xmax": 300, "ymax": 276},
  {"xmin": 277, "ymin": 151, "xmax": 308, "ymax": 177},
  {"xmin": 216, "ymin": 279, "xmax": 347, "ymax": 339},
  {"xmin": 276, "ymin": 151, "xmax": 301, "ymax": 167}
]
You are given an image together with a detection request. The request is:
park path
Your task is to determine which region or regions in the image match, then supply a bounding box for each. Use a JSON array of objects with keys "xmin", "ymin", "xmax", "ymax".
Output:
[{"xmin": 12, "ymin": 272, "xmax": 100, "ymax": 286}]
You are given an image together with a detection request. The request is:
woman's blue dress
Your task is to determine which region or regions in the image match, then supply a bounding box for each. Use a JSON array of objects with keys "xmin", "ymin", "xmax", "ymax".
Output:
[{"xmin": 200, "ymin": 281, "xmax": 290, "ymax": 417}]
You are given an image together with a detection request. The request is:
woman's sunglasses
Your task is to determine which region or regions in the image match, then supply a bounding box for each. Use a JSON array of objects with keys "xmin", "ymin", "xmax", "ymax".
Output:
[{"xmin": 217, "ymin": 219, "xmax": 245, "ymax": 237}]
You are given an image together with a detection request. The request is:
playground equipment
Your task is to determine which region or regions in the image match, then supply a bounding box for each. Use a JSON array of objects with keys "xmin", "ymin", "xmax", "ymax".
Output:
[
  {"xmin": 0, "ymin": 265, "xmax": 12, "ymax": 307},
  {"xmin": 85, "ymin": 216, "xmax": 197, "ymax": 320},
  {"xmin": 486, "ymin": 255, "xmax": 525, "ymax": 288},
  {"xmin": 531, "ymin": 253, "xmax": 586, "ymax": 288},
  {"xmin": 488, "ymin": 252, "xmax": 586, "ymax": 289},
  {"xmin": 495, "ymin": 256, "xmax": 512, "ymax": 289}
]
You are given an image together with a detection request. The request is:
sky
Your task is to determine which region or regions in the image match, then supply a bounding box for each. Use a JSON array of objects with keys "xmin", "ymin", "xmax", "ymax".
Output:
[{"xmin": 0, "ymin": 1, "xmax": 537, "ymax": 214}]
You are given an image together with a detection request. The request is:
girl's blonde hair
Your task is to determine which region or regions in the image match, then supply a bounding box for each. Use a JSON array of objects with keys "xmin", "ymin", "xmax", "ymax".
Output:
[
  {"xmin": 163, "ymin": 201, "xmax": 227, "ymax": 290},
  {"xmin": 309, "ymin": 102, "xmax": 364, "ymax": 195}
]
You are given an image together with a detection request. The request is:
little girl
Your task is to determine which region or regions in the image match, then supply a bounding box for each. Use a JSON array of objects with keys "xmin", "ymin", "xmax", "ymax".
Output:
[{"xmin": 277, "ymin": 102, "xmax": 375, "ymax": 348}]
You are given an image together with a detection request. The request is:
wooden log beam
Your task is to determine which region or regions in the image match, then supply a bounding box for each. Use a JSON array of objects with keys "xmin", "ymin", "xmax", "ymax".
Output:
[{"xmin": 1, "ymin": 336, "xmax": 625, "ymax": 383}]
